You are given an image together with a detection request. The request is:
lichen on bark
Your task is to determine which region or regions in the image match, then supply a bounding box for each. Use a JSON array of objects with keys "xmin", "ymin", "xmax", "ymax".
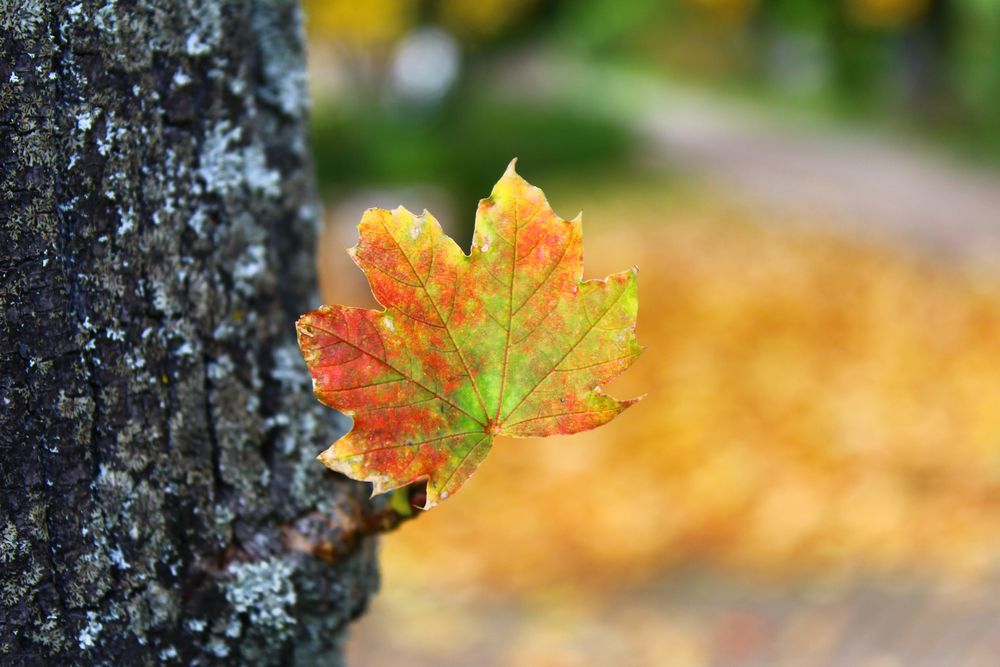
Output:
[{"xmin": 1, "ymin": 1, "xmax": 379, "ymax": 664}]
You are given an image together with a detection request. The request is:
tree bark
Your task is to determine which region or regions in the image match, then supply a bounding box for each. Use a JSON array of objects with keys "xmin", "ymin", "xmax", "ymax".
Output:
[{"xmin": 0, "ymin": 1, "xmax": 380, "ymax": 664}]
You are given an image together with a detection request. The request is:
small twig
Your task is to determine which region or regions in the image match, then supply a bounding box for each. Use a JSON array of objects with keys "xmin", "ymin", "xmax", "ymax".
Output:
[{"xmin": 281, "ymin": 481, "xmax": 427, "ymax": 562}]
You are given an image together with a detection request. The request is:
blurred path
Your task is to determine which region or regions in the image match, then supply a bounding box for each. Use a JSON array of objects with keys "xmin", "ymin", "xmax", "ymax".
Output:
[
  {"xmin": 349, "ymin": 577, "xmax": 1000, "ymax": 667},
  {"xmin": 637, "ymin": 98, "xmax": 1000, "ymax": 262},
  {"xmin": 504, "ymin": 54, "xmax": 1000, "ymax": 263}
]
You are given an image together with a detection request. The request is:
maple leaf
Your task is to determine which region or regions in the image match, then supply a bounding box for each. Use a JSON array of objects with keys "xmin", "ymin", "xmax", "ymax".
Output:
[{"xmin": 297, "ymin": 161, "xmax": 642, "ymax": 508}]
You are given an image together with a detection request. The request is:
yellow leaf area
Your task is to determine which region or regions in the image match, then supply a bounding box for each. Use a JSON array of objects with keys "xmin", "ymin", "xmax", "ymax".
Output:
[
  {"xmin": 846, "ymin": 0, "xmax": 931, "ymax": 28},
  {"xmin": 303, "ymin": 0, "xmax": 538, "ymax": 47},
  {"xmin": 303, "ymin": 0, "xmax": 413, "ymax": 47},
  {"xmin": 324, "ymin": 178, "xmax": 1000, "ymax": 593}
]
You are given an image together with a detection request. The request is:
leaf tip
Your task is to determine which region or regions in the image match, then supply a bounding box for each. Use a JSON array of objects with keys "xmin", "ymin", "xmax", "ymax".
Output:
[
  {"xmin": 295, "ymin": 313, "xmax": 316, "ymax": 337},
  {"xmin": 504, "ymin": 156, "xmax": 519, "ymax": 177},
  {"xmin": 618, "ymin": 395, "xmax": 646, "ymax": 415},
  {"xmin": 358, "ymin": 206, "xmax": 384, "ymax": 225},
  {"xmin": 317, "ymin": 446, "xmax": 358, "ymax": 481},
  {"xmin": 421, "ymin": 486, "xmax": 444, "ymax": 510}
]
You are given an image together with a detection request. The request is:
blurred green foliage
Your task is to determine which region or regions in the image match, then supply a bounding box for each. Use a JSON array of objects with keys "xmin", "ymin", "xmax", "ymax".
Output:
[
  {"xmin": 311, "ymin": 100, "xmax": 633, "ymax": 210},
  {"xmin": 307, "ymin": 0, "xmax": 1000, "ymax": 204},
  {"xmin": 557, "ymin": 0, "xmax": 1000, "ymax": 159}
]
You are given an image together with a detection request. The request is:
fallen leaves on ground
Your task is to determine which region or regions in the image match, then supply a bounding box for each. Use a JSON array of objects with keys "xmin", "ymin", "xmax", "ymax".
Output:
[{"xmin": 320, "ymin": 177, "xmax": 1000, "ymax": 589}]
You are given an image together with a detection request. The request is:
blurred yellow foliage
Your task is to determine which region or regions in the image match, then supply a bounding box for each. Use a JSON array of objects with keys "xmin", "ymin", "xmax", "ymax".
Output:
[
  {"xmin": 438, "ymin": 0, "xmax": 538, "ymax": 39},
  {"xmin": 303, "ymin": 0, "xmax": 415, "ymax": 47},
  {"xmin": 303, "ymin": 0, "xmax": 537, "ymax": 48},
  {"xmin": 685, "ymin": 0, "xmax": 760, "ymax": 23},
  {"xmin": 322, "ymin": 179, "xmax": 1000, "ymax": 593},
  {"xmin": 847, "ymin": 0, "xmax": 931, "ymax": 28}
]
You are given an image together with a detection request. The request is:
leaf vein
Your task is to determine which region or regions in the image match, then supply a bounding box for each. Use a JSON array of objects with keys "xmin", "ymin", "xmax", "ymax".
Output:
[
  {"xmin": 504, "ymin": 409, "xmax": 618, "ymax": 430},
  {"xmin": 376, "ymin": 215, "xmax": 491, "ymax": 420},
  {"xmin": 500, "ymin": 279, "xmax": 630, "ymax": 424},
  {"xmin": 335, "ymin": 431, "xmax": 484, "ymax": 458},
  {"xmin": 436, "ymin": 434, "xmax": 491, "ymax": 495},
  {"xmin": 308, "ymin": 321, "xmax": 486, "ymax": 427}
]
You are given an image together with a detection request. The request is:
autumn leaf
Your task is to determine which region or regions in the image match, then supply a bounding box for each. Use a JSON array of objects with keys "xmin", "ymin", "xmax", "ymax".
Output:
[{"xmin": 297, "ymin": 160, "xmax": 642, "ymax": 508}]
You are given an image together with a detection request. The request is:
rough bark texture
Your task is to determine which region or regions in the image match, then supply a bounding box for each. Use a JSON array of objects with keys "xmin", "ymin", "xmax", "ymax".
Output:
[{"xmin": 0, "ymin": 1, "xmax": 380, "ymax": 664}]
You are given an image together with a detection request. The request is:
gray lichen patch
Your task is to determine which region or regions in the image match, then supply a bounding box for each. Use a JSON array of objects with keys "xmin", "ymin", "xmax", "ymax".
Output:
[
  {"xmin": 183, "ymin": 0, "xmax": 222, "ymax": 56},
  {"xmin": 225, "ymin": 558, "xmax": 297, "ymax": 634},
  {"xmin": 0, "ymin": 0, "xmax": 46, "ymax": 38},
  {"xmin": 251, "ymin": 1, "xmax": 311, "ymax": 121},
  {"xmin": 197, "ymin": 121, "xmax": 281, "ymax": 198},
  {"xmin": 77, "ymin": 611, "xmax": 105, "ymax": 651}
]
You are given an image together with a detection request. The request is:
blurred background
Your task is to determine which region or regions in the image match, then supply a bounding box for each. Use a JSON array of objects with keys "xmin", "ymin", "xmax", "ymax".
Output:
[{"xmin": 302, "ymin": 1, "xmax": 1000, "ymax": 665}]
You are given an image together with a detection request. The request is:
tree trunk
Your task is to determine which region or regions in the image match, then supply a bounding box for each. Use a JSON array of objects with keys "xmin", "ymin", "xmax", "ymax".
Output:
[{"xmin": 0, "ymin": 1, "xmax": 380, "ymax": 664}]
